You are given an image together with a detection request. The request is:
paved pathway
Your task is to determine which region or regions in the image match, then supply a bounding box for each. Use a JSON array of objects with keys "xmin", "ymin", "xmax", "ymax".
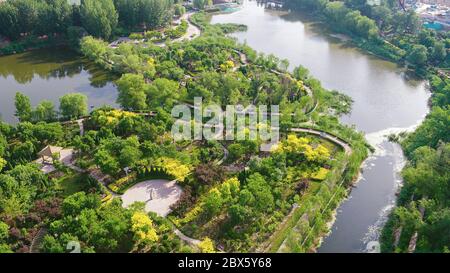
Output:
[
  {"xmin": 173, "ymin": 12, "xmax": 201, "ymax": 43},
  {"xmin": 290, "ymin": 128, "xmax": 352, "ymax": 155},
  {"xmin": 76, "ymin": 119, "xmax": 84, "ymax": 136},
  {"xmin": 109, "ymin": 12, "xmax": 201, "ymax": 49},
  {"xmin": 174, "ymin": 228, "xmax": 201, "ymax": 246}
]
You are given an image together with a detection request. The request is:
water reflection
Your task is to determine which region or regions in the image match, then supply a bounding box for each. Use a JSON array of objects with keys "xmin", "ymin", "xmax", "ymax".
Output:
[{"xmin": 0, "ymin": 47, "xmax": 118, "ymax": 124}]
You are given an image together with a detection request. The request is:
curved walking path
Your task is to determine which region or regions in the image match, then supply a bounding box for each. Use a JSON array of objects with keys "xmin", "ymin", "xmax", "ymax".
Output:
[
  {"xmin": 174, "ymin": 228, "xmax": 201, "ymax": 246},
  {"xmin": 109, "ymin": 12, "xmax": 201, "ymax": 49},
  {"xmin": 290, "ymin": 128, "xmax": 352, "ymax": 155},
  {"xmin": 173, "ymin": 12, "xmax": 201, "ymax": 43},
  {"xmin": 89, "ymin": 17, "xmax": 352, "ymax": 250}
]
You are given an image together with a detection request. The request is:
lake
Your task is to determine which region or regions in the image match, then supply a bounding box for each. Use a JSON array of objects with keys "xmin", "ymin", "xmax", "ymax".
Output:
[{"xmin": 0, "ymin": 47, "xmax": 118, "ymax": 124}]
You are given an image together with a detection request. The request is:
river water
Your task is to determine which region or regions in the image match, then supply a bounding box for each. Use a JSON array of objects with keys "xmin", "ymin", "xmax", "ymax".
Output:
[
  {"xmin": 211, "ymin": 0, "xmax": 430, "ymax": 252},
  {"xmin": 0, "ymin": 47, "xmax": 118, "ymax": 124}
]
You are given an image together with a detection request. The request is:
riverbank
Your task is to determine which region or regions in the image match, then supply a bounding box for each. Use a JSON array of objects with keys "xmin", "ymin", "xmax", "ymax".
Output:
[
  {"xmin": 285, "ymin": 5, "xmax": 449, "ymax": 253},
  {"xmin": 0, "ymin": 35, "xmax": 68, "ymax": 56},
  {"xmin": 202, "ymin": 8, "xmax": 370, "ymax": 252},
  {"xmin": 285, "ymin": 5, "xmax": 449, "ymax": 79},
  {"xmin": 282, "ymin": 5, "xmax": 447, "ymax": 253},
  {"xmin": 211, "ymin": 0, "xmax": 431, "ymax": 252}
]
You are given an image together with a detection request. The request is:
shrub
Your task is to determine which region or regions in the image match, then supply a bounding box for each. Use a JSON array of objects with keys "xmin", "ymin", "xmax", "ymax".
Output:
[{"xmin": 129, "ymin": 33, "xmax": 144, "ymax": 40}]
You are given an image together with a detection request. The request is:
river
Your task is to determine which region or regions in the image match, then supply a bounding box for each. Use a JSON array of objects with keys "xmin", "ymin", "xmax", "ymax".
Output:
[
  {"xmin": 211, "ymin": 0, "xmax": 430, "ymax": 252},
  {"xmin": 0, "ymin": 47, "xmax": 118, "ymax": 124}
]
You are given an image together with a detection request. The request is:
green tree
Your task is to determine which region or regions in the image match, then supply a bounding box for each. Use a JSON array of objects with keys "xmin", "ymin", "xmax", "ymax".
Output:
[
  {"xmin": 67, "ymin": 26, "xmax": 87, "ymax": 50},
  {"xmin": 0, "ymin": 2, "xmax": 20, "ymax": 39},
  {"xmin": 115, "ymin": 0, "xmax": 173, "ymax": 29},
  {"xmin": 370, "ymin": 5, "xmax": 393, "ymax": 32},
  {"xmin": 0, "ymin": 164, "xmax": 47, "ymax": 217},
  {"xmin": 62, "ymin": 192, "xmax": 101, "ymax": 216},
  {"xmin": 0, "ymin": 158, "xmax": 6, "ymax": 172},
  {"xmin": 0, "ymin": 244, "xmax": 12, "ymax": 253},
  {"xmin": 14, "ymin": 92, "xmax": 32, "ymax": 122},
  {"xmin": 0, "ymin": 221, "xmax": 9, "ymax": 241},
  {"xmin": 146, "ymin": 78, "xmax": 181, "ymax": 109},
  {"xmin": 81, "ymin": 0, "xmax": 118, "ymax": 39},
  {"xmin": 204, "ymin": 188, "xmax": 223, "ymax": 216},
  {"xmin": 119, "ymin": 139, "xmax": 142, "ymax": 169},
  {"xmin": 193, "ymin": 0, "xmax": 212, "ymax": 10},
  {"xmin": 94, "ymin": 148, "xmax": 120, "ymax": 176},
  {"xmin": 32, "ymin": 100, "xmax": 56, "ymax": 122},
  {"xmin": 116, "ymin": 74, "xmax": 148, "ymax": 110},
  {"xmin": 243, "ymin": 173, "xmax": 274, "ymax": 213},
  {"xmin": 13, "ymin": 0, "xmax": 41, "ymax": 35},
  {"xmin": 37, "ymin": 0, "xmax": 72, "ymax": 35},
  {"xmin": 174, "ymin": 4, "xmax": 186, "ymax": 16},
  {"xmin": 431, "ymin": 42, "xmax": 447, "ymax": 64},
  {"xmin": 114, "ymin": 0, "xmax": 141, "ymax": 28},
  {"xmin": 406, "ymin": 45, "xmax": 428, "ymax": 67},
  {"xmin": 59, "ymin": 93, "xmax": 88, "ymax": 120},
  {"xmin": 142, "ymin": 0, "xmax": 173, "ymax": 29}
]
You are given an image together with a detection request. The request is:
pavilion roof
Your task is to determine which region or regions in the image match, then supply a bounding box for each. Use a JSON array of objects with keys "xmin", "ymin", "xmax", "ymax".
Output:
[{"xmin": 37, "ymin": 145, "xmax": 63, "ymax": 158}]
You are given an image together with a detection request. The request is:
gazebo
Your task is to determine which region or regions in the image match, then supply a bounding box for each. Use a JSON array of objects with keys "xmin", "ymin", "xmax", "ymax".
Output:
[{"xmin": 37, "ymin": 145, "xmax": 63, "ymax": 164}]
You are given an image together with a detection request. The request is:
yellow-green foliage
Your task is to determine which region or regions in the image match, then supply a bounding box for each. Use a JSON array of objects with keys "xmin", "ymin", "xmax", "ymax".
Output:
[
  {"xmin": 108, "ymin": 173, "xmax": 137, "ymax": 192},
  {"xmin": 218, "ymin": 177, "xmax": 240, "ymax": 200},
  {"xmin": 0, "ymin": 158, "xmax": 6, "ymax": 171},
  {"xmin": 101, "ymin": 193, "xmax": 113, "ymax": 203},
  {"xmin": 131, "ymin": 211, "xmax": 158, "ymax": 244},
  {"xmin": 311, "ymin": 167, "xmax": 330, "ymax": 181},
  {"xmin": 296, "ymin": 79, "xmax": 305, "ymax": 92},
  {"xmin": 198, "ymin": 237, "xmax": 215, "ymax": 253},
  {"xmin": 154, "ymin": 157, "xmax": 191, "ymax": 181},
  {"xmin": 177, "ymin": 203, "xmax": 204, "ymax": 226},
  {"xmin": 220, "ymin": 60, "xmax": 235, "ymax": 71},
  {"xmin": 91, "ymin": 109, "xmax": 138, "ymax": 128},
  {"xmin": 178, "ymin": 178, "xmax": 240, "ymax": 225},
  {"xmin": 275, "ymin": 134, "xmax": 331, "ymax": 162}
]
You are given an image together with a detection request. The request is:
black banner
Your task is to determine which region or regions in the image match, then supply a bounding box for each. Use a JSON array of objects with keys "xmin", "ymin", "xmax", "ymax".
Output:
[{"xmin": 1, "ymin": 253, "xmax": 447, "ymax": 272}]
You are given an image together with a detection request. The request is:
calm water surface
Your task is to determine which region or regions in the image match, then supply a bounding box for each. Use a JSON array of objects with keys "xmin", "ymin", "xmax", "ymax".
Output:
[
  {"xmin": 212, "ymin": 0, "xmax": 430, "ymax": 252},
  {"xmin": 0, "ymin": 47, "xmax": 118, "ymax": 124}
]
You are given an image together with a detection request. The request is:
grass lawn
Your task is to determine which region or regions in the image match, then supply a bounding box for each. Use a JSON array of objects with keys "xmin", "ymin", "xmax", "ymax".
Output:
[{"xmin": 55, "ymin": 172, "xmax": 92, "ymax": 197}]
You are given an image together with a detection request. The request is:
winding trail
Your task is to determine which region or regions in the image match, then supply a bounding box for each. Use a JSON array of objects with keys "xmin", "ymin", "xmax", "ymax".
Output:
[
  {"xmin": 91, "ymin": 15, "xmax": 352, "ymax": 250},
  {"xmin": 109, "ymin": 12, "xmax": 201, "ymax": 49},
  {"xmin": 174, "ymin": 228, "xmax": 201, "ymax": 246},
  {"xmin": 172, "ymin": 12, "xmax": 201, "ymax": 43},
  {"xmin": 290, "ymin": 128, "xmax": 352, "ymax": 155},
  {"xmin": 229, "ymin": 49, "xmax": 355, "ymax": 253}
]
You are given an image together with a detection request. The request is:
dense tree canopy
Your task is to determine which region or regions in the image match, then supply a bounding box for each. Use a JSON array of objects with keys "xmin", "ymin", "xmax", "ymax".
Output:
[
  {"xmin": 0, "ymin": 0, "xmax": 72, "ymax": 40},
  {"xmin": 0, "ymin": 0, "xmax": 175, "ymax": 43},
  {"xmin": 114, "ymin": 0, "xmax": 173, "ymax": 29},
  {"xmin": 81, "ymin": 0, "xmax": 118, "ymax": 40}
]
